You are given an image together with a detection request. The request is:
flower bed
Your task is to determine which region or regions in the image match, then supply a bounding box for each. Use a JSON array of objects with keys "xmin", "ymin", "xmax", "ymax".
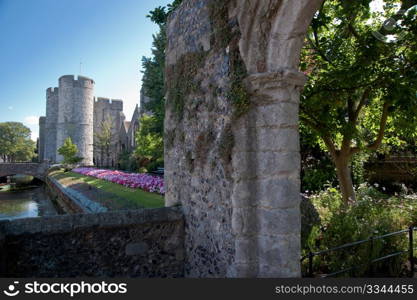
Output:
[{"xmin": 72, "ymin": 167, "xmax": 164, "ymax": 195}]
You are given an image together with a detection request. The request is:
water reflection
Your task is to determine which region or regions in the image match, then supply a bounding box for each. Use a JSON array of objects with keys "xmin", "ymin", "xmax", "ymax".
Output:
[{"xmin": 0, "ymin": 189, "xmax": 39, "ymax": 220}]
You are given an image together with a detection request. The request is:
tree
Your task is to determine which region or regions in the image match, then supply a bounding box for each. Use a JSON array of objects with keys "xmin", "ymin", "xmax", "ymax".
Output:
[
  {"xmin": 136, "ymin": 1, "xmax": 183, "ymax": 169},
  {"xmin": 94, "ymin": 118, "xmax": 114, "ymax": 167},
  {"xmin": 300, "ymin": 0, "xmax": 417, "ymax": 203},
  {"xmin": 58, "ymin": 137, "xmax": 82, "ymax": 164},
  {"xmin": 135, "ymin": 114, "xmax": 164, "ymax": 170},
  {"xmin": 0, "ymin": 122, "xmax": 36, "ymax": 162}
]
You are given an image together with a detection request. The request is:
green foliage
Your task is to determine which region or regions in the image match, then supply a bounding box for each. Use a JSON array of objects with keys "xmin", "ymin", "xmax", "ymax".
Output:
[
  {"xmin": 301, "ymin": 124, "xmax": 337, "ymax": 192},
  {"xmin": 208, "ymin": 0, "xmax": 250, "ymax": 117},
  {"xmin": 135, "ymin": 115, "xmax": 164, "ymax": 171},
  {"xmin": 0, "ymin": 122, "xmax": 36, "ymax": 162},
  {"xmin": 351, "ymin": 151, "xmax": 371, "ymax": 185},
  {"xmin": 94, "ymin": 118, "xmax": 114, "ymax": 167},
  {"xmin": 302, "ymin": 164, "xmax": 336, "ymax": 193},
  {"xmin": 165, "ymin": 51, "xmax": 207, "ymax": 120},
  {"xmin": 118, "ymin": 150, "xmax": 138, "ymax": 172},
  {"xmin": 58, "ymin": 137, "xmax": 82, "ymax": 165},
  {"xmin": 300, "ymin": 0, "xmax": 417, "ymax": 201},
  {"xmin": 303, "ymin": 185, "xmax": 417, "ymax": 276},
  {"xmin": 136, "ymin": 1, "xmax": 183, "ymax": 168}
]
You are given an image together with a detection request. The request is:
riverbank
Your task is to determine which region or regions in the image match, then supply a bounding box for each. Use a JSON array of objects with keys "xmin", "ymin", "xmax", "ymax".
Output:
[
  {"xmin": 0, "ymin": 186, "xmax": 57, "ymax": 220},
  {"xmin": 50, "ymin": 170, "xmax": 164, "ymax": 210}
]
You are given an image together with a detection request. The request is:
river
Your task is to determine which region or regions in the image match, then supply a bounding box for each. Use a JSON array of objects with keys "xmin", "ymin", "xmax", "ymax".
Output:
[{"xmin": 0, "ymin": 185, "xmax": 58, "ymax": 221}]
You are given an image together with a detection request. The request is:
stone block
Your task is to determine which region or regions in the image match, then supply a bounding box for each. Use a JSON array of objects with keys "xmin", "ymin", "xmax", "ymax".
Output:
[
  {"xmin": 232, "ymin": 151, "xmax": 300, "ymax": 180},
  {"xmin": 125, "ymin": 242, "xmax": 149, "ymax": 256},
  {"xmin": 232, "ymin": 207, "xmax": 257, "ymax": 235},
  {"xmin": 233, "ymin": 126, "xmax": 300, "ymax": 153},
  {"xmin": 257, "ymin": 234, "xmax": 301, "ymax": 277},
  {"xmin": 232, "ymin": 177, "xmax": 300, "ymax": 209},
  {"xmin": 257, "ymin": 207, "xmax": 300, "ymax": 236}
]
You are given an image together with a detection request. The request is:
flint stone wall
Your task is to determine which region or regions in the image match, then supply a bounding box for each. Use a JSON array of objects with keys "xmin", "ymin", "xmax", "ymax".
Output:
[
  {"xmin": 165, "ymin": 0, "xmax": 235, "ymax": 277},
  {"xmin": 0, "ymin": 208, "xmax": 184, "ymax": 277}
]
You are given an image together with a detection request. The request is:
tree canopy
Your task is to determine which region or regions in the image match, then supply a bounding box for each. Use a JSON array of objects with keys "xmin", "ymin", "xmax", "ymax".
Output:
[
  {"xmin": 300, "ymin": 0, "xmax": 417, "ymax": 202},
  {"xmin": 135, "ymin": 0, "xmax": 182, "ymax": 170},
  {"xmin": 0, "ymin": 122, "xmax": 36, "ymax": 162},
  {"xmin": 58, "ymin": 137, "xmax": 82, "ymax": 165}
]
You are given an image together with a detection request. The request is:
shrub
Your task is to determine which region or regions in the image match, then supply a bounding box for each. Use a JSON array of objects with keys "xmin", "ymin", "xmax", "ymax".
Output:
[
  {"xmin": 57, "ymin": 137, "xmax": 83, "ymax": 165},
  {"xmin": 303, "ymin": 185, "xmax": 417, "ymax": 277}
]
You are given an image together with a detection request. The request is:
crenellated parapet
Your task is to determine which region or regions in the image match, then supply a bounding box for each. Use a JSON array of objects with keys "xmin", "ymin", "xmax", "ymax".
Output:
[{"xmin": 59, "ymin": 75, "xmax": 94, "ymax": 89}]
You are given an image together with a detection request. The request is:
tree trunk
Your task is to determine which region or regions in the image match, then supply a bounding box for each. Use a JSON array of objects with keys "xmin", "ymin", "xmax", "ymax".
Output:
[{"xmin": 334, "ymin": 155, "xmax": 356, "ymax": 204}]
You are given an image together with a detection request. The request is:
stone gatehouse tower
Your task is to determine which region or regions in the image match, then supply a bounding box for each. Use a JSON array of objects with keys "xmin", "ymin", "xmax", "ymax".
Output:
[
  {"xmin": 42, "ymin": 75, "xmax": 94, "ymax": 165},
  {"xmin": 39, "ymin": 75, "xmax": 135, "ymax": 166}
]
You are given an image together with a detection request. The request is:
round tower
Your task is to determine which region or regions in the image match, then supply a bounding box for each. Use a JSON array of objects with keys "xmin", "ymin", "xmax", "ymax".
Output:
[
  {"xmin": 56, "ymin": 75, "xmax": 94, "ymax": 165},
  {"xmin": 44, "ymin": 87, "xmax": 59, "ymax": 162}
]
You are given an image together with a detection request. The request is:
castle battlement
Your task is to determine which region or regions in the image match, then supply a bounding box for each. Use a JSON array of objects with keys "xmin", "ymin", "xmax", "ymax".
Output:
[
  {"xmin": 110, "ymin": 99, "xmax": 123, "ymax": 110},
  {"xmin": 59, "ymin": 75, "xmax": 95, "ymax": 88},
  {"xmin": 96, "ymin": 97, "xmax": 110, "ymax": 104},
  {"xmin": 95, "ymin": 98, "xmax": 123, "ymax": 110},
  {"xmin": 46, "ymin": 87, "xmax": 58, "ymax": 95}
]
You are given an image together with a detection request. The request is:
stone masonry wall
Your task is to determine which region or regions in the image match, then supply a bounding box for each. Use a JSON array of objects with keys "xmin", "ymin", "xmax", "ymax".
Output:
[
  {"xmin": 0, "ymin": 208, "xmax": 184, "ymax": 277},
  {"xmin": 93, "ymin": 98, "xmax": 125, "ymax": 167},
  {"xmin": 165, "ymin": 0, "xmax": 236, "ymax": 277},
  {"xmin": 44, "ymin": 87, "xmax": 58, "ymax": 162}
]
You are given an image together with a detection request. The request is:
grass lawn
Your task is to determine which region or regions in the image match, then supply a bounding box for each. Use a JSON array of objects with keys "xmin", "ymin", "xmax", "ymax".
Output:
[{"xmin": 51, "ymin": 170, "xmax": 164, "ymax": 209}]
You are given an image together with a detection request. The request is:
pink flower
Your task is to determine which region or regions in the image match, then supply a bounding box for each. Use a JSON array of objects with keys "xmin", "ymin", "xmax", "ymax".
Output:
[{"xmin": 72, "ymin": 167, "xmax": 164, "ymax": 195}]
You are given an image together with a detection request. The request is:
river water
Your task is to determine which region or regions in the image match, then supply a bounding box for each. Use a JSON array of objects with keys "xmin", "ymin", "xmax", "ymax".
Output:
[{"xmin": 0, "ymin": 186, "xmax": 57, "ymax": 220}]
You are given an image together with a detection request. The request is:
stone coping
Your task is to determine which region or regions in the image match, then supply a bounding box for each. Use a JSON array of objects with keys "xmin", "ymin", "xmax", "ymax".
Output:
[
  {"xmin": 47, "ymin": 176, "xmax": 107, "ymax": 213},
  {"xmin": 0, "ymin": 206, "xmax": 182, "ymax": 236}
]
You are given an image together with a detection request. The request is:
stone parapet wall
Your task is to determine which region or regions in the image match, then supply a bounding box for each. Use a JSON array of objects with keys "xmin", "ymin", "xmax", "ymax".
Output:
[
  {"xmin": 0, "ymin": 162, "xmax": 49, "ymax": 181},
  {"xmin": 0, "ymin": 207, "xmax": 184, "ymax": 277},
  {"xmin": 45, "ymin": 176, "xmax": 107, "ymax": 214}
]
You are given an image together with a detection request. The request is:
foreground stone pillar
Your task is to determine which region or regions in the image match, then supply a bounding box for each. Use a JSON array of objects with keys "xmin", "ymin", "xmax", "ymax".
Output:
[{"xmin": 230, "ymin": 70, "xmax": 306, "ymax": 277}]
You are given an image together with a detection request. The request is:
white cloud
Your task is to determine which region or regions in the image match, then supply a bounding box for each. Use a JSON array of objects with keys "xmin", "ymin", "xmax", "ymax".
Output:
[
  {"xmin": 22, "ymin": 116, "xmax": 39, "ymax": 141},
  {"xmin": 30, "ymin": 127, "xmax": 39, "ymax": 141},
  {"xmin": 24, "ymin": 115, "xmax": 39, "ymax": 125}
]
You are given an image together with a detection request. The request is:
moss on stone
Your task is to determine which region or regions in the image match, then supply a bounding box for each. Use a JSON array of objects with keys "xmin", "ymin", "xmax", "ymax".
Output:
[
  {"xmin": 209, "ymin": 0, "xmax": 251, "ymax": 118},
  {"xmin": 185, "ymin": 150, "xmax": 194, "ymax": 173},
  {"xmin": 195, "ymin": 129, "xmax": 216, "ymax": 166},
  {"xmin": 165, "ymin": 129, "xmax": 176, "ymax": 150},
  {"xmin": 208, "ymin": 0, "xmax": 233, "ymax": 50},
  {"xmin": 218, "ymin": 123, "xmax": 234, "ymax": 165},
  {"xmin": 165, "ymin": 51, "xmax": 208, "ymax": 120}
]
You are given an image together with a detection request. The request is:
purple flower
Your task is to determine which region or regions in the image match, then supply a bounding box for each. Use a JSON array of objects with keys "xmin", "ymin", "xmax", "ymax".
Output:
[{"xmin": 72, "ymin": 167, "xmax": 164, "ymax": 195}]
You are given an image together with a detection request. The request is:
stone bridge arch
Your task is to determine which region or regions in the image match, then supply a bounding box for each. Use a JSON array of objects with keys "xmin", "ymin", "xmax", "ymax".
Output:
[
  {"xmin": 165, "ymin": 0, "xmax": 323, "ymax": 277},
  {"xmin": 0, "ymin": 162, "xmax": 50, "ymax": 182}
]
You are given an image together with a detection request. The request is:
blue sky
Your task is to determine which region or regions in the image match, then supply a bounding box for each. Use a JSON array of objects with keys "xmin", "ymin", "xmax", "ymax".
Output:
[{"xmin": 0, "ymin": 0, "xmax": 171, "ymax": 140}]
